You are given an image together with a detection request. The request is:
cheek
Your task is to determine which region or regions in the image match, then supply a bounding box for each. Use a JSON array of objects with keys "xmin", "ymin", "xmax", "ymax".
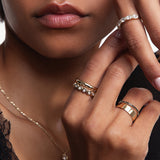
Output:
[
  {"xmin": 2, "ymin": 0, "xmax": 36, "ymax": 31},
  {"xmin": 92, "ymin": 0, "xmax": 118, "ymax": 31},
  {"xmin": 1, "ymin": 0, "xmax": 117, "ymax": 58}
]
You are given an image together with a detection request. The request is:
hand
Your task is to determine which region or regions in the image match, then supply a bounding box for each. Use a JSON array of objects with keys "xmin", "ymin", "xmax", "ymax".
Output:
[
  {"xmin": 114, "ymin": 0, "xmax": 160, "ymax": 91},
  {"xmin": 62, "ymin": 31, "xmax": 160, "ymax": 160}
]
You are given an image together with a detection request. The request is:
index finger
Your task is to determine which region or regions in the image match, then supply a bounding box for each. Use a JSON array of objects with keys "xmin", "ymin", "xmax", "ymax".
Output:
[{"xmin": 114, "ymin": 0, "xmax": 160, "ymax": 91}]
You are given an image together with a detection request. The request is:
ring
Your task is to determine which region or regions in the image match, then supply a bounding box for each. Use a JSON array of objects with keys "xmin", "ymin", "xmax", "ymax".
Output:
[
  {"xmin": 116, "ymin": 101, "xmax": 140, "ymax": 122},
  {"xmin": 117, "ymin": 14, "xmax": 139, "ymax": 28},
  {"xmin": 73, "ymin": 79, "xmax": 97, "ymax": 97}
]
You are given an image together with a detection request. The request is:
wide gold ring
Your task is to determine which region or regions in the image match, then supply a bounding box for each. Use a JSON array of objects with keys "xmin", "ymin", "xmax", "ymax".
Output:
[
  {"xmin": 73, "ymin": 79, "xmax": 97, "ymax": 98},
  {"xmin": 116, "ymin": 101, "xmax": 140, "ymax": 122}
]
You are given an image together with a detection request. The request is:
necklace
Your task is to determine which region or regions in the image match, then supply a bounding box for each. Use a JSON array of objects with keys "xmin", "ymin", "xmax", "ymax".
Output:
[{"xmin": 0, "ymin": 85, "xmax": 69, "ymax": 160}]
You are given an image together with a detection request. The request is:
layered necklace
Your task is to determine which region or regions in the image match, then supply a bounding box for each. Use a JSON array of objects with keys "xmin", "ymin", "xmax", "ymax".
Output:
[{"xmin": 0, "ymin": 85, "xmax": 70, "ymax": 160}]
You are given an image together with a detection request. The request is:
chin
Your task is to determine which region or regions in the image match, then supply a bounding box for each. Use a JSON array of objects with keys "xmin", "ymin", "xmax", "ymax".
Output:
[
  {"xmin": 29, "ymin": 37, "xmax": 98, "ymax": 59},
  {"xmin": 32, "ymin": 43, "xmax": 91, "ymax": 59}
]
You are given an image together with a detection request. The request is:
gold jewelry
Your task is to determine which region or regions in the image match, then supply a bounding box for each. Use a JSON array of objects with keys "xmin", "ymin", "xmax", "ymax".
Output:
[
  {"xmin": 117, "ymin": 14, "xmax": 139, "ymax": 28},
  {"xmin": 73, "ymin": 79, "xmax": 97, "ymax": 98},
  {"xmin": 0, "ymin": 85, "xmax": 69, "ymax": 160},
  {"xmin": 116, "ymin": 101, "xmax": 139, "ymax": 122}
]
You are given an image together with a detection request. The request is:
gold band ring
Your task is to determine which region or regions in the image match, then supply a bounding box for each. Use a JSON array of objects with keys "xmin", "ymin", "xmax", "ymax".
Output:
[
  {"xmin": 73, "ymin": 79, "xmax": 97, "ymax": 97},
  {"xmin": 117, "ymin": 14, "xmax": 139, "ymax": 28},
  {"xmin": 116, "ymin": 101, "xmax": 140, "ymax": 122}
]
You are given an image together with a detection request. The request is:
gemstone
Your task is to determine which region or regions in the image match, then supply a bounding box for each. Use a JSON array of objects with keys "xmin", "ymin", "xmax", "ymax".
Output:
[
  {"xmin": 87, "ymin": 91, "xmax": 91, "ymax": 95},
  {"xmin": 78, "ymin": 86, "xmax": 82, "ymax": 90},
  {"xmin": 126, "ymin": 16, "xmax": 130, "ymax": 20},
  {"xmin": 62, "ymin": 153, "xmax": 68, "ymax": 160},
  {"xmin": 1, "ymin": 89, "xmax": 5, "ymax": 94},
  {"xmin": 82, "ymin": 88, "xmax": 86, "ymax": 93},
  {"xmin": 91, "ymin": 92, "xmax": 95, "ymax": 97},
  {"xmin": 74, "ymin": 84, "xmax": 78, "ymax": 88},
  {"xmin": 121, "ymin": 18, "xmax": 125, "ymax": 22}
]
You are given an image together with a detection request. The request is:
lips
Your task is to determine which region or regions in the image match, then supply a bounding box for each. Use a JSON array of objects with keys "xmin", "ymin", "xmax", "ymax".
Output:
[{"xmin": 35, "ymin": 3, "xmax": 87, "ymax": 29}]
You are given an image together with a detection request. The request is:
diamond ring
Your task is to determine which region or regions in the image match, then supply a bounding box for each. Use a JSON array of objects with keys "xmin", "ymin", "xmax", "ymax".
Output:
[{"xmin": 117, "ymin": 14, "xmax": 139, "ymax": 28}]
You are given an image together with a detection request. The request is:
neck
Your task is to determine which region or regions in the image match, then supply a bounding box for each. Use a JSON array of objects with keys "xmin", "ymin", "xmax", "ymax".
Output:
[{"xmin": 0, "ymin": 25, "xmax": 98, "ymax": 126}]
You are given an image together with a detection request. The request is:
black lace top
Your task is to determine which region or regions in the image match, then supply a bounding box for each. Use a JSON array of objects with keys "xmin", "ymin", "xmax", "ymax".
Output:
[
  {"xmin": 0, "ymin": 65, "xmax": 160, "ymax": 160},
  {"xmin": 0, "ymin": 111, "xmax": 18, "ymax": 160}
]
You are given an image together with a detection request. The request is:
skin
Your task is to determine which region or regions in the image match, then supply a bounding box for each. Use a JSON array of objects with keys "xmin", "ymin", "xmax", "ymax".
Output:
[{"xmin": 0, "ymin": 0, "xmax": 160, "ymax": 160}]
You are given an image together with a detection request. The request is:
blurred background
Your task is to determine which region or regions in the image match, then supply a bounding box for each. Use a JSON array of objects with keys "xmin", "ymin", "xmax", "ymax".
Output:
[{"xmin": 0, "ymin": 22, "xmax": 158, "ymax": 52}]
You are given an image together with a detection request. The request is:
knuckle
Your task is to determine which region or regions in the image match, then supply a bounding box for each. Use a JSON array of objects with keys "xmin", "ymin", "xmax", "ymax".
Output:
[
  {"xmin": 124, "ymin": 143, "xmax": 148, "ymax": 158},
  {"xmin": 127, "ymin": 88, "xmax": 153, "ymax": 100},
  {"xmin": 127, "ymin": 35, "xmax": 144, "ymax": 51},
  {"xmin": 62, "ymin": 109, "xmax": 80, "ymax": 128},
  {"xmin": 129, "ymin": 143, "xmax": 148, "ymax": 158},
  {"xmin": 123, "ymin": 140, "xmax": 146, "ymax": 156},
  {"xmin": 144, "ymin": 100, "xmax": 160, "ymax": 117},
  {"xmin": 107, "ymin": 64, "xmax": 125, "ymax": 80},
  {"xmin": 85, "ymin": 57, "xmax": 102, "ymax": 73},
  {"xmin": 103, "ymin": 128, "xmax": 148, "ymax": 157},
  {"xmin": 81, "ymin": 118, "xmax": 102, "ymax": 142},
  {"xmin": 103, "ymin": 129, "xmax": 146, "ymax": 154},
  {"xmin": 120, "ymin": 138, "xmax": 137, "ymax": 154},
  {"xmin": 103, "ymin": 128, "xmax": 123, "ymax": 148}
]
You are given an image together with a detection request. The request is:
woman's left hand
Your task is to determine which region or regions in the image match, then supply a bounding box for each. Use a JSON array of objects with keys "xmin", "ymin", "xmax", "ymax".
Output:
[{"xmin": 114, "ymin": 0, "xmax": 160, "ymax": 91}]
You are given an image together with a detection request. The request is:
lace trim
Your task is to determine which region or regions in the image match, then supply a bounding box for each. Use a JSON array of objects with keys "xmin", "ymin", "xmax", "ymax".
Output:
[{"xmin": 0, "ymin": 111, "xmax": 19, "ymax": 160}]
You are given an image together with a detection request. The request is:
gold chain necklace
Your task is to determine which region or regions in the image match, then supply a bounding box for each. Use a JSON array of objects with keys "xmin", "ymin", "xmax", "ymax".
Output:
[{"xmin": 0, "ymin": 85, "xmax": 69, "ymax": 160}]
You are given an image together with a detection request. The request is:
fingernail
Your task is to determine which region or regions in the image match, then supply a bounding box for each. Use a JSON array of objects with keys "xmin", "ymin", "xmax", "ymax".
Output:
[{"xmin": 154, "ymin": 77, "xmax": 160, "ymax": 90}]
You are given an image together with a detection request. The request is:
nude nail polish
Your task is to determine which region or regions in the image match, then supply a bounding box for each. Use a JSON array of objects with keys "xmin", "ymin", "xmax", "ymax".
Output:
[{"xmin": 154, "ymin": 77, "xmax": 160, "ymax": 91}]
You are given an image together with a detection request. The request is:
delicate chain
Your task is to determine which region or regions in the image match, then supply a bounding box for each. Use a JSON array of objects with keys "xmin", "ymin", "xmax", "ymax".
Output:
[{"xmin": 0, "ymin": 85, "xmax": 69, "ymax": 159}]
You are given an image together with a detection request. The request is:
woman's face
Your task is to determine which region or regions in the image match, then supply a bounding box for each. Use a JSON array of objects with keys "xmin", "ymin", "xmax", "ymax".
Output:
[{"xmin": 2, "ymin": 0, "xmax": 117, "ymax": 58}]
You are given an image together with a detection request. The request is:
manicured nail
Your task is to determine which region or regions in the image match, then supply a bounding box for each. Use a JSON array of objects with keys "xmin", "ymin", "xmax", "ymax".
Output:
[{"xmin": 154, "ymin": 77, "xmax": 160, "ymax": 90}]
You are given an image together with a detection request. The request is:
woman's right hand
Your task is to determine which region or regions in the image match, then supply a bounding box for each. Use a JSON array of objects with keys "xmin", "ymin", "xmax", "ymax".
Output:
[{"xmin": 62, "ymin": 30, "xmax": 160, "ymax": 160}]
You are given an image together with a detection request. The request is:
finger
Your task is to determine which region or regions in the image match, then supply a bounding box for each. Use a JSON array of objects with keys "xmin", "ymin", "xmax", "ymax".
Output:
[
  {"xmin": 133, "ymin": 100, "xmax": 160, "ymax": 144},
  {"xmin": 63, "ymin": 30, "xmax": 126, "ymax": 122},
  {"xmin": 84, "ymin": 53, "xmax": 138, "ymax": 130},
  {"xmin": 134, "ymin": 0, "xmax": 160, "ymax": 49},
  {"xmin": 115, "ymin": 88, "xmax": 153, "ymax": 126},
  {"xmin": 72, "ymin": 29, "xmax": 126, "ymax": 102},
  {"xmin": 94, "ymin": 53, "xmax": 137, "ymax": 107},
  {"xmin": 114, "ymin": 0, "xmax": 160, "ymax": 91}
]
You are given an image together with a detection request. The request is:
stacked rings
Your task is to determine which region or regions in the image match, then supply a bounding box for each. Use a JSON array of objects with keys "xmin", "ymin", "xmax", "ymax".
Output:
[
  {"xmin": 73, "ymin": 79, "xmax": 97, "ymax": 98},
  {"xmin": 117, "ymin": 101, "xmax": 140, "ymax": 122}
]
